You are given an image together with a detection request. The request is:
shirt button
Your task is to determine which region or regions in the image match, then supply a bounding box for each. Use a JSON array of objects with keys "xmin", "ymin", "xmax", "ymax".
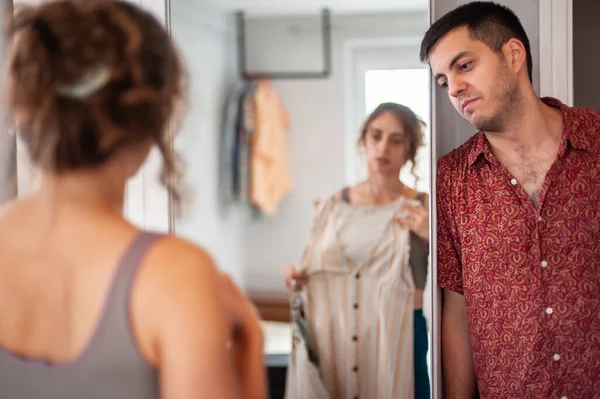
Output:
[
  {"xmin": 541, "ymin": 260, "xmax": 548, "ymax": 268},
  {"xmin": 352, "ymin": 335, "xmax": 358, "ymax": 342},
  {"xmin": 561, "ymin": 397, "xmax": 567, "ymax": 399},
  {"xmin": 352, "ymin": 366, "xmax": 358, "ymax": 372},
  {"xmin": 510, "ymin": 178, "xmax": 517, "ymax": 185},
  {"xmin": 353, "ymin": 303, "xmax": 359, "ymax": 310},
  {"xmin": 355, "ymin": 273, "xmax": 360, "ymax": 279},
  {"xmin": 554, "ymin": 354, "xmax": 561, "ymax": 361},
  {"xmin": 546, "ymin": 307, "xmax": 553, "ymax": 315},
  {"xmin": 538, "ymin": 215, "xmax": 543, "ymax": 222}
]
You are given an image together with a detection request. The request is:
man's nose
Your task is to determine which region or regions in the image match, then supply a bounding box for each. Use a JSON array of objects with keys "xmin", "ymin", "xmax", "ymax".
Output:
[{"xmin": 448, "ymin": 78, "xmax": 467, "ymax": 98}]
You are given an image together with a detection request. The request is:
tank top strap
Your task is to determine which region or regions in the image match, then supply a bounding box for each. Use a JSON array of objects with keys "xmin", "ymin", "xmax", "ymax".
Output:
[
  {"xmin": 80, "ymin": 231, "xmax": 165, "ymax": 366},
  {"xmin": 341, "ymin": 187, "xmax": 351, "ymax": 203}
]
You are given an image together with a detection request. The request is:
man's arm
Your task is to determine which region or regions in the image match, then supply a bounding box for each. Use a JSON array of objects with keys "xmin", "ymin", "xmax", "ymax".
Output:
[
  {"xmin": 436, "ymin": 156, "xmax": 478, "ymax": 398},
  {"xmin": 442, "ymin": 289, "xmax": 478, "ymax": 399}
]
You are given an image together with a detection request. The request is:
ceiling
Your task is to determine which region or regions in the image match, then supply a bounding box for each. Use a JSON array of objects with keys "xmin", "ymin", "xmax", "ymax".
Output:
[{"xmin": 207, "ymin": 0, "xmax": 428, "ymax": 16}]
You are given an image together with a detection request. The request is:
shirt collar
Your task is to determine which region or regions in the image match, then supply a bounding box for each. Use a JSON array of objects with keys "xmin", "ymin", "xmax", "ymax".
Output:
[
  {"xmin": 544, "ymin": 97, "xmax": 592, "ymax": 153},
  {"xmin": 467, "ymin": 97, "xmax": 591, "ymax": 168}
]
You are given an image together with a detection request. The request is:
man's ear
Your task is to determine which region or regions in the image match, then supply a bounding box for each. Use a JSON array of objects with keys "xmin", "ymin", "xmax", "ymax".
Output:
[{"xmin": 503, "ymin": 38, "xmax": 527, "ymax": 76}]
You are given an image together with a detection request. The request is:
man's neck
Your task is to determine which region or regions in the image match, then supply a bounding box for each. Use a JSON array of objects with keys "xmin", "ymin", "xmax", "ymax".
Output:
[{"xmin": 485, "ymin": 94, "xmax": 563, "ymax": 156}]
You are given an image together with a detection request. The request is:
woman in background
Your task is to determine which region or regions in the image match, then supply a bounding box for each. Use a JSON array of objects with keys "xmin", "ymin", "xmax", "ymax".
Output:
[
  {"xmin": 0, "ymin": 1, "xmax": 266, "ymax": 398},
  {"xmin": 284, "ymin": 103, "xmax": 430, "ymax": 398}
]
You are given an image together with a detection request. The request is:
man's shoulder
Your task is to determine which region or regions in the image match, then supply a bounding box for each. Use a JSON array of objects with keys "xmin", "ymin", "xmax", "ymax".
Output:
[
  {"xmin": 565, "ymin": 104, "xmax": 600, "ymax": 152},
  {"xmin": 438, "ymin": 133, "xmax": 482, "ymax": 177},
  {"xmin": 570, "ymin": 106, "xmax": 600, "ymax": 131},
  {"xmin": 569, "ymin": 104, "xmax": 600, "ymax": 120}
]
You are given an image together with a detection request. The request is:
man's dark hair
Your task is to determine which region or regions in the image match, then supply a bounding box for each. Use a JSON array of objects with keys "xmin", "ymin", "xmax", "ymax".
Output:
[{"xmin": 420, "ymin": 1, "xmax": 533, "ymax": 82}]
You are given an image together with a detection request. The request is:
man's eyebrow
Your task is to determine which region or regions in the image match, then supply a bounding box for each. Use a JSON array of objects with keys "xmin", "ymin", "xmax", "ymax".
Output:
[{"xmin": 434, "ymin": 51, "xmax": 472, "ymax": 81}]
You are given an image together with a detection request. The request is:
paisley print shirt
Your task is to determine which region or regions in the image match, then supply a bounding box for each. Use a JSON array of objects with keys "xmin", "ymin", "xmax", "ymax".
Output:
[{"xmin": 437, "ymin": 97, "xmax": 600, "ymax": 399}]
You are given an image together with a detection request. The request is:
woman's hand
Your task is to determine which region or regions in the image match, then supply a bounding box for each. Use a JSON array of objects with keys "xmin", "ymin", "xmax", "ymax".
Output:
[
  {"xmin": 283, "ymin": 263, "xmax": 307, "ymax": 292},
  {"xmin": 396, "ymin": 199, "xmax": 430, "ymax": 242},
  {"xmin": 220, "ymin": 273, "xmax": 262, "ymax": 340}
]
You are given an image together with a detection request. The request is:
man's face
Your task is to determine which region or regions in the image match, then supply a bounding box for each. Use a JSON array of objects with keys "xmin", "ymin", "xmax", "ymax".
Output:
[{"xmin": 428, "ymin": 26, "xmax": 520, "ymax": 132}]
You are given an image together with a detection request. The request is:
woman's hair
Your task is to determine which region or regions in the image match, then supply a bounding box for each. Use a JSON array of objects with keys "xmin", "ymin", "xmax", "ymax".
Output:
[
  {"xmin": 358, "ymin": 102, "xmax": 426, "ymax": 184},
  {"xmin": 2, "ymin": 0, "xmax": 187, "ymax": 204}
]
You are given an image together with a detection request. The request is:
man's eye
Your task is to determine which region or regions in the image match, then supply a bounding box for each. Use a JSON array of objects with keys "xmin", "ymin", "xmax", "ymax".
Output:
[
  {"xmin": 459, "ymin": 61, "xmax": 473, "ymax": 70},
  {"xmin": 439, "ymin": 81, "xmax": 448, "ymax": 89}
]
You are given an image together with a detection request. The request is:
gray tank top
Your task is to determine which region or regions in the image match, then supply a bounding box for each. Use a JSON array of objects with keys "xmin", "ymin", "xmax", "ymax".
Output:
[{"xmin": 0, "ymin": 232, "xmax": 162, "ymax": 399}]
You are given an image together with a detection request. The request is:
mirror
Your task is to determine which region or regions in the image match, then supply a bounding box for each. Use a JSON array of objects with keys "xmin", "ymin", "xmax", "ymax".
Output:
[{"xmin": 168, "ymin": 0, "xmax": 432, "ymax": 398}]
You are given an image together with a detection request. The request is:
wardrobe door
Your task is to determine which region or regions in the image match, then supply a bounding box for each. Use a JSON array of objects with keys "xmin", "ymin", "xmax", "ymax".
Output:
[
  {"xmin": 573, "ymin": 0, "xmax": 600, "ymax": 110},
  {"xmin": 0, "ymin": 0, "xmax": 17, "ymax": 204}
]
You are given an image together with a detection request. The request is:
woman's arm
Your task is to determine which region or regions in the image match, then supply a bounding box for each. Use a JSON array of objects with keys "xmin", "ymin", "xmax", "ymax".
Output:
[{"xmin": 133, "ymin": 237, "xmax": 267, "ymax": 399}]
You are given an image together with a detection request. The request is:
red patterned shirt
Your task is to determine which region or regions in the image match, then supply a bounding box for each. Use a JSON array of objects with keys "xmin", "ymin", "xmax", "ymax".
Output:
[{"xmin": 437, "ymin": 97, "xmax": 600, "ymax": 399}]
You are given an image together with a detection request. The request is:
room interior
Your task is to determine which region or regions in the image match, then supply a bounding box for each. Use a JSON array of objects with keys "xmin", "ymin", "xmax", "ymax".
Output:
[{"xmin": 1, "ymin": 0, "xmax": 587, "ymax": 398}]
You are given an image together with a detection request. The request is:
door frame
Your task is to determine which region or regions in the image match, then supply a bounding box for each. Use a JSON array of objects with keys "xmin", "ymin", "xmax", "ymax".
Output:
[{"xmin": 539, "ymin": 0, "xmax": 573, "ymax": 105}]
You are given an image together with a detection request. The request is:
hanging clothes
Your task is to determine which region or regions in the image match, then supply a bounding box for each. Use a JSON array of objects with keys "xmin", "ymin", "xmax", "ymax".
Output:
[
  {"xmin": 230, "ymin": 81, "xmax": 257, "ymax": 204},
  {"xmin": 221, "ymin": 81, "xmax": 249, "ymax": 205},
  {"xmin": 249, "ymin": 80, "xmax": 293, "ymax": 215}
]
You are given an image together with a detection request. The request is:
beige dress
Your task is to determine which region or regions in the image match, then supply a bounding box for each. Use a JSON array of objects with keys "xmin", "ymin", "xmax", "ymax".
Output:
[{"xmin": 296, "ymin": 194, "xmax": 416, "ymax": 399}]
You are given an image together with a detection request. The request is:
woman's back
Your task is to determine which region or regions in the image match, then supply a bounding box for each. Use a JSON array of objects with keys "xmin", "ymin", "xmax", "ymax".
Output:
[
  {"xmin": 0, "ymin": 191, "xmax": 266, "ymax": 398},
  {"xmin": 0, "ymin": 198, "xmax": 161, "ymax": 398}
]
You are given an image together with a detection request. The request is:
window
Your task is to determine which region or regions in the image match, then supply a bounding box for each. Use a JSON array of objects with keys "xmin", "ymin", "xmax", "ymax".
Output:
[
  {"xmin": 364, "ymin": 68, "xmax": 431, "ymax": 193},
  {"xmin": 345, "ymin": 42, "xmax": 431, "ymax": 194}
]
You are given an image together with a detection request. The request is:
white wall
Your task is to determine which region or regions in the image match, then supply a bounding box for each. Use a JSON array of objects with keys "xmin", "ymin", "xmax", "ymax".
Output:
[
  {"xmin": 242, "ymin": 11, "xmax": 429, "ymax": 292},
  {"xmin": 169, "ymin": 0, "xmax": 246, "ymax": 285},
  {"xmin": 124, "ymin": 0, "xmax": 171, "ymax": 232}
]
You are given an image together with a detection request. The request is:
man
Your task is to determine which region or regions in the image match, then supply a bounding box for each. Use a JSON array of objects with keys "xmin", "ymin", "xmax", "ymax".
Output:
[{"xmin": 420, "ymin": 2, "xmax": 600, "ymax": 398}]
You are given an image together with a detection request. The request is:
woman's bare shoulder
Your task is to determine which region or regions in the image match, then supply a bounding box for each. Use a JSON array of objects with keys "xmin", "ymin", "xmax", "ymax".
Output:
[
  {"xmin": 133, "ymin": 235, "xmax": 229, "ymax": 357},
  {"xmin": 143, "ymin": 235, "xmax": 220, "ymax": 287}
]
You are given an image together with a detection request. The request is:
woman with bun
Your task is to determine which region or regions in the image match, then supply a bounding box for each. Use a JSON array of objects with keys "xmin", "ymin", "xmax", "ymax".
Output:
[
  {"xmin": 283, "ymin": 103, "xmax": 431, "ymax": 398},
  {"xmin": 0, "ymin": 1, "xmax": 266, "ymax": 398}
]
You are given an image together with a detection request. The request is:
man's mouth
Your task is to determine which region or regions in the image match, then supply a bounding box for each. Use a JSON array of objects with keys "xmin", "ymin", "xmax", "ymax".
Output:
[{"xmin": 461, "ymin": 98, "xmax": 479, "ymax": 111}]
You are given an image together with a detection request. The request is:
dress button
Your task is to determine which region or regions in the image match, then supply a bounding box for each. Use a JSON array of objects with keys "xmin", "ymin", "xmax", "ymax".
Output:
[
  {"xmin": 541, "ymin": 260, "xmax": 548, "ymax": 268},
  {"xmin": 561, "ymin": 396, "xmax": 567, "ymax": 399},
  {"xmin": 554, "ymin": 354, "xmax": 561, "ymax": 361},
  {"xmin": 510, "ymin": 178, "xmax": 517, "ymax": 185},
  {"xmin": 538, "ymin": 215, "xmax": 543, "ymax": 222},
  {"xmin": 546, "ymin": 307, "xmax": 553, "ymax": 315},
  {"xmin": 353, "ymin": 303, "xmax": 359, "ymax": 310}
]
